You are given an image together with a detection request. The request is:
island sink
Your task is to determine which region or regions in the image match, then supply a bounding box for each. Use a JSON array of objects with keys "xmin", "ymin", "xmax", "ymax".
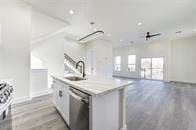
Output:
[
  {"xmin": 52, "ymin": 75, "xmax": 133, "ymax": 130},
  {"xmin": 64, "ymin": 76, "xmax": 87, "ymax": 81}
]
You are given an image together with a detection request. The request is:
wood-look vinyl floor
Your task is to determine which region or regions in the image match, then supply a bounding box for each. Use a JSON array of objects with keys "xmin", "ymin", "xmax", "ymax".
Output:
[
  {"xmin": 126, "ymin": 80, "xmax": 196, "ymax": 130},
  {"xmin": 0, "ymin": 95, "xmax": 68, "ymax": 130},
  {"xmin": 1, "ymin": 79, "xmax": 196, "ymax": 130}
]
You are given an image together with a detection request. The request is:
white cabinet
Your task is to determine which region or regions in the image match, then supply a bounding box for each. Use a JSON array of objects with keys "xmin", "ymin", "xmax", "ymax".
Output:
[
  {"xmin": 62, "ymin": 84, "xmax": 69, "ymax": 125},
  {"xmin": 53, "ymin": 79, "xmax": 70, "ymax": 125}
]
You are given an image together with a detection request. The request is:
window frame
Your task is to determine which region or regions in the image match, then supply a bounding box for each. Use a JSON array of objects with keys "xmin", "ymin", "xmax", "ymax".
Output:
[
  {"xmin": 127, "ymin": 55, "xmax": 136, "ymax": 72},
  {"xmin": 114, "ymin": 56, "xmax": 121, "ymax": 71},
  {"xmin": 140, "ymin": 57, "xmax": 164, "ymax": 80}
]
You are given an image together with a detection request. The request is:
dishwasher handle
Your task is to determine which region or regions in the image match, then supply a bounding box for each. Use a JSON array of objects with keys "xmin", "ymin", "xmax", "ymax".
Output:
[{"xmin": 69, "ymin": 89, "xmax": 89, "ymax": 104}]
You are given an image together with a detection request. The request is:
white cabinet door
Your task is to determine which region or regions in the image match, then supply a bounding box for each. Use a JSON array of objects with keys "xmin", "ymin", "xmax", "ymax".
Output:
[
  {"xmin": 52, "ymin": 82, "xmax": 57, "ymax": 106},
  {"xmin": 62, "ymin": 84, "xmax": 70, "ymax": 125},
  {"xmin": 56, "ymin": 84, "xmax": 63, "ymax": 114},
  {"xmin": 52, "ymin": 79, "xmax": 70, "ymax": 125}
]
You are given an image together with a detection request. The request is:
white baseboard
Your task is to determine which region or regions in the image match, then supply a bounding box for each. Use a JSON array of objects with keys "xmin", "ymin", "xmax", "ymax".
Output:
[
  {"xmin": 30, "ymin": 89, "xmax": 53, "ymax": 98},
  {"xmin": 13, "ymin": 96, "xmax": 32, "ymax": 105},
  {"xmin": 13, "ymin": 89, "xmax": 53, "ymax": 105},
  {"xmin": 170, "ymin": 80, "xmax": 196, "ymax": 84}
]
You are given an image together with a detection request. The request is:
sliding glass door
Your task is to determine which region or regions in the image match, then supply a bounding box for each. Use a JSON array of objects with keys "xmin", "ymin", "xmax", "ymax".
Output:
[
  {"xmin": 141, "ymin": 57, "xmax": 164, "ymax": 80},
  {"xmin": 141, "ymin": 58, "xmax": 151, "ymax": 79}
]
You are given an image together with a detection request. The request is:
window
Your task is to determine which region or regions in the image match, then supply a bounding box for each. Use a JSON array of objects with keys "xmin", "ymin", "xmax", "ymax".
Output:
[
  {"xmin": 114, "ymin": 56, "xmax": 121, "ymax": 71},
  {"xmin": 127, "ymin": 55, "xmax": 136, "ymax": 72},
  {"xmin": 152, "ymin": 58, "xmax": 164, "ymax": 80}
]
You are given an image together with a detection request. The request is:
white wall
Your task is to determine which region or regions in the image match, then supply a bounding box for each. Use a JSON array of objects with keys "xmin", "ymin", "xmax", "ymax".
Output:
[
  {"xmin": 31, "ymin": 9, "xmax": 86, "ymax": 87},
  {"xmin": 31, "ymin": 34, "xmax": 65, "ymax": 88},
  {"xmin": 170, "ymin": 36, "xmax": 196, "ymax": 83},
  {"xmin": 113, "ymin": 35, "xmax": 196, "ymax": 83},
  {"xmin": 64, "ymin": 39, "xmax": 86, "ymax": 62},
  {"xmin": 86, "ymin": 39, "xmax": 113, "ymax": 77},
  {"xmin": 0, "ymin": 0, "xmax": 31, "ymax": 102},
  {"xmin": 31, "ymin": 36, "xmax": 87, "ymax": 87},
  {"xmin": 31, "ymin": 9, "xmax": 67, "ymax": 40},
  {"xmin": 113, "ymin": 40, "xmax": 171, "ymax": 81},
  {"xmin": 0, "ymin": 24, "xmax": 2, "ymax": 45},
  {"xmin": 31, "ymin": 54, "xmax": 44, "ymax": 69},
  {"xmin": 0, "ymin": 45, "xmax": 3, "ymax": 75},
  {"xmin": 31, "ymin": 9, "xmax": 66, "ymax": 88},
  {"xmin": 30, "ymin": 69, "xmax": 48, "ymax": 97}
]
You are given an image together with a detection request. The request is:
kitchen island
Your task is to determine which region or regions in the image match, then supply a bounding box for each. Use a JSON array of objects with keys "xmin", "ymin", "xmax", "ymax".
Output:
[{"xmin": 52, "ymin": 75, "xmax": 133, "ymax": 130}]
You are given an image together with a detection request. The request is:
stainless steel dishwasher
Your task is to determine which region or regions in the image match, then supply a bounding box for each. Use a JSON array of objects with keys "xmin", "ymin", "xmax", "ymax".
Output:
[{"xmin": 69, "ymin": 87, "xmax": 90, "ymax": 130}]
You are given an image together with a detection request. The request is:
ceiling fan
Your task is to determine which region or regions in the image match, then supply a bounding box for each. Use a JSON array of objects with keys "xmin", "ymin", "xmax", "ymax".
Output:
[{"xmin": 144, "ymin": 32, "xmax": 161, "ymax": 40}]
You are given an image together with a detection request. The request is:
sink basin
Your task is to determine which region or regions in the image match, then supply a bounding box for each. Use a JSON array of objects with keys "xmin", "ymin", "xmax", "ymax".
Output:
[{"xmin": 64, "ymin": 76, "xmax": 87, "ymax": 81}]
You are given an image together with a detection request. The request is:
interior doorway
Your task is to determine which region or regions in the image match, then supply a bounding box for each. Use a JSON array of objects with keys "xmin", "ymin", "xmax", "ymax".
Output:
[{"xmin": 141, "ymin": 57, "xmax": 164, "ymax": 80}]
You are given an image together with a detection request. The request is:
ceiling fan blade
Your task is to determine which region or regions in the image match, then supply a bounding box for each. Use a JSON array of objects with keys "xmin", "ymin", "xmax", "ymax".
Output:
[
  {"xmin": 150, "ymin": 34, "xmax": 161, "ymax": 37},
  {"xmin": 140, "ymin": 36, "xmax": 146, "ymax": 38}
]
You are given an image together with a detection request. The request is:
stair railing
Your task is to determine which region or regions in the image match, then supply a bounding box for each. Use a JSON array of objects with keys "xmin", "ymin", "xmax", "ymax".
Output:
[{"xmin": 64, "ymin": 53, "xmax": 82, "ymax": 73}]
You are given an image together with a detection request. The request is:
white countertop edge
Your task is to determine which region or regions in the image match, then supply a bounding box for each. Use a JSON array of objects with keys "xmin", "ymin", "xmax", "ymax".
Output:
[
  {"xmin": 0, "ymin": 79, "xmax": 13, "ymax": 84},
  {"xmin": 31, "ymin": 68, "xmax": 48, "ymax": 71},
  {"xmin": 51, "ymin": 75, "xmax": 133, "ymax": 97}
]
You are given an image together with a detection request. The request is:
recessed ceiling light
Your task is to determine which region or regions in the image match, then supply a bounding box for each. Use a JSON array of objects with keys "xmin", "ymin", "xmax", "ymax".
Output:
[
  {"xmin": 107, "ymin": 34, "xmax": 111, "ymax": 37},
  {"xmin": 94, "ymin": 28, "xmax": 97, "ymax": 31},
  {"xmin": 137, "ymin": 22, "xmax": 142, "ymax": 26},
  {"xmin": 69, "ymin": 10, "xmax": 74, "ymax": 14},
  {"xmin": 120, "ymin": 40, "xmax": 123, "ymax": 42}
]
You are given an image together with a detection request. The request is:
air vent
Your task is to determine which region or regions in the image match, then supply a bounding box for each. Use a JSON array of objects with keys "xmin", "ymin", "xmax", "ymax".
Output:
[{"xmin": 175, "ymin": 31, "xmax": 182, "ymax": 34}]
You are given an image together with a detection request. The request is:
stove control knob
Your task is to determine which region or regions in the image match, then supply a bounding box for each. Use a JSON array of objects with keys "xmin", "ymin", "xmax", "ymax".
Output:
[
  {"xmin": 9, "ymin": 86, "xmax": 13, "ymax": 93},
  {"xmin": 5, "ymin": 90, "xmax": 10, "ymax": 96},
  {"xmin": 3, "ymin": 91, "xmax": 9, "ymax": 99},
  {"xmin": 0, "ymin": 95, "xmax": 6, "ymax": 104},
  {"xmin": 0, "ymin": 94, "xmax": 3, "ymax": 104}
]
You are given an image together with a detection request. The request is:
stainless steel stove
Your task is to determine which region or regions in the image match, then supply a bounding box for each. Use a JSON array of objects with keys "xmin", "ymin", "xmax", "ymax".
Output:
[{"xmin": 0, "ymin": 82, "xmax": 13, "ymax": 121}]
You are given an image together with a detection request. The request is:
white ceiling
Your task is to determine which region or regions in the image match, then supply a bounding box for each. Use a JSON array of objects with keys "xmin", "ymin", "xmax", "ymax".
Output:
[{"xmin": 24, "ymin": 0, "xmax": 196, "ymax": 47}]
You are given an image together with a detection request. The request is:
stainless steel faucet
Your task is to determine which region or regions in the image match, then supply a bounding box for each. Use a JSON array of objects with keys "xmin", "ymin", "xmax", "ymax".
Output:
[{"xmin": 76, "ymin": 61, "xmax": 86, "ymax": 78}]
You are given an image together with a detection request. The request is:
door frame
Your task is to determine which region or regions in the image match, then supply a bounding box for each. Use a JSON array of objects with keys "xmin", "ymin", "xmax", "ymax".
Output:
[{"xmin": 140, "ymin": 56, "xmax": 165, "ymax": 81}]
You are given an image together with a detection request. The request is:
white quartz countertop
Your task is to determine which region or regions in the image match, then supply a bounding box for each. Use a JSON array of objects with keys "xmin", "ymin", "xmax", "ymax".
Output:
[{"xmin": 52, "ymin": 74, "xmax": 133, "ymax": 96}]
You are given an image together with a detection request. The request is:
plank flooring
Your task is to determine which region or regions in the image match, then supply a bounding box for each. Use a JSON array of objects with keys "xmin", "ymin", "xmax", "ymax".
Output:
[
  {"xmin": 1, "ymin": 79, "xmax": 196, "ymax": 130},
  {"xmin": 126, "ymin": 80, "xmax": 196, "ymax": 130},
  {"xmin": 0, "ymin": 95, "xmax": 68, "ymax": 130}
]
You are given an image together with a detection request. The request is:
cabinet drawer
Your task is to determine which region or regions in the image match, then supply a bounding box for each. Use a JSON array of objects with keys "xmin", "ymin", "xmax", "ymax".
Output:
[{"xmin": 54, "ymin": 80, "xmax": 69, "ymax": 90}]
